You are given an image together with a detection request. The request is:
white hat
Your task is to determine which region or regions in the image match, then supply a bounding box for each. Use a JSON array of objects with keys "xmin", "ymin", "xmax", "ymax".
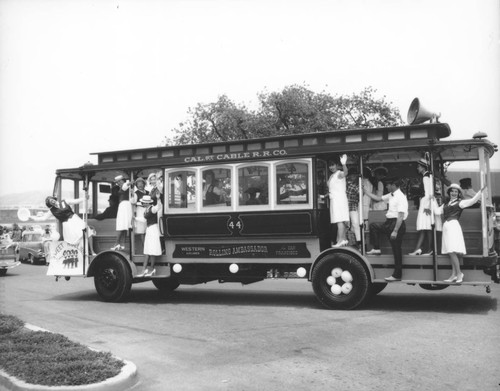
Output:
[
  {"xmin": 114, "ymin": 175, "xmax": 126, "ymax": 182},
  {"xmin": 448, "ymin": 183, "xmax": 461, "ymax": 191},
  {"xmin": 141, "ymin": 195, "xmax": 153, "ymax": 204}
]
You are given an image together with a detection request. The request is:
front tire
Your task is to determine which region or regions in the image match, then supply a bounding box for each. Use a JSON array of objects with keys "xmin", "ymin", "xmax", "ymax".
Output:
[
  {"xmin": 152, "ymin": 277, "xmax": 180, "ymax": 292},
  {"xmin": 94, "ymin": 255, "xmax": 132, "ymax": 302},
  {"xmin": 312, "ymin": 252, "xmax": 369, "ymax": 310},
  {"xmin": 0, "ymin": 269, "xmax": 7, "ymax": 276}
]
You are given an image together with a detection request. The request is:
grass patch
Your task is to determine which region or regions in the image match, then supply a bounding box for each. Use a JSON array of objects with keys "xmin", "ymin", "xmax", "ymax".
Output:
[{"xmin": 0, "ymin": 313, "xmax": 125, "ymax": 386}]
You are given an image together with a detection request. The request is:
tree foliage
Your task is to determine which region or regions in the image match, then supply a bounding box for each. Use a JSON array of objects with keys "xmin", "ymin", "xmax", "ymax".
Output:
[{"xmin": 165, "ymin": 85, "xmax": 403, "ymax": 145}]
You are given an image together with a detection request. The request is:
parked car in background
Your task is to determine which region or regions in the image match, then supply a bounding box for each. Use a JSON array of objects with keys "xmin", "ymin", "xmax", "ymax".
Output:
[
  {"xmin": 18, "ymin": 230, "xmax": 47, "ymax": 265},
  {"xmin": 0, "ymin": 236, "xmax": 20, "ymax": 276}
]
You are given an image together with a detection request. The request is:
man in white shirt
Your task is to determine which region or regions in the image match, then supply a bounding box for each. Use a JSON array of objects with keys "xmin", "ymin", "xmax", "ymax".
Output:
[{"xmin": 363, "ymin": 176, "xmax": 409, "ymax": 281}]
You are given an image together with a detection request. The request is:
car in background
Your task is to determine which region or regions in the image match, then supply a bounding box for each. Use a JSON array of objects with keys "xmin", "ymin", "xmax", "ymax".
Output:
[
  {"xmin": 18, "ymin": 230, "xmax": 47, "ymax": 265},
  {"xmin": 0, "ymin": 236, "xmax": 20, "ymax": 276}
]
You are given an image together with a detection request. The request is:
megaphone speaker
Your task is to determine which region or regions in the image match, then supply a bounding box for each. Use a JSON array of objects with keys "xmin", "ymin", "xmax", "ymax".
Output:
[{"xmin": 407, "ymin": 98, "xmax": 440, "ymax": 125}]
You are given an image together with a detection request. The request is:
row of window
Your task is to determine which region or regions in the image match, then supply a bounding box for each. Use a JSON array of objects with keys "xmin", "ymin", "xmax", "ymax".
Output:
[{"xmin": 165, "ymin": 160, "xmax": 312, "ymax": 213}]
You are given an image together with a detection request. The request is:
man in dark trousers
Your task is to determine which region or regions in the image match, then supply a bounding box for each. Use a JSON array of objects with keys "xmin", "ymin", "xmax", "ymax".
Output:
[{"xmin": 363, "ymin": 176, "xmax": 409, "ymax": 281}]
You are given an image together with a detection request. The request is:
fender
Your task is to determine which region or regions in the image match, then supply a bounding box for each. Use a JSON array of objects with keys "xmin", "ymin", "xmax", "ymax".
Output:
[
  {"xmin": 309, "ymin": 247, "xmax": 375, "ymax": 282},
  {"xmin": 87, "ymin": 250, "xmax": 136, "ymax": 277}
]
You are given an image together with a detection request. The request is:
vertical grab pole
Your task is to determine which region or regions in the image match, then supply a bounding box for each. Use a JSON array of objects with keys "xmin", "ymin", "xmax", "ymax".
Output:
[
  {"xmin": 478, "ymin": 147, "xmax": 489, "ymax": 257},
  {"xmin": 428, "ymin": 153, "xmax": 438, "ymax": 281},
  {"xmin": 130, "ymin": 173, "xmax": 135, "ymax": 257},
  {"xmin": 82, "ymin": 173, "xmax": 89, "ymax": 276},
  {"xmin": 359, "ymin": 155, "xmax": 365, "ymax": 254}
]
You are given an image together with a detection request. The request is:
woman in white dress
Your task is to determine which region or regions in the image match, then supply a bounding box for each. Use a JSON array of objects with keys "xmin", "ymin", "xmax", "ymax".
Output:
[
  {"xmin": 327, "ymin": 154, "xmax": 349, "ymax": 247},
  {"xmin": 371, "ymin": 166, "xmax": 388, "ymax": 211},
  {"xmin": 112, "ymin": 175, "xmax": 133, "ymax": 251},
  {"xmin": 409, "ymin": 159, "xmax": 434, "ymax": 255},
  {"xmin": 138, "ymin": 195, "xmax": 162, "ymax": 277},
  {"xmin": 434, "ymin": 183, "xmax": 485, "ymax": 283}
]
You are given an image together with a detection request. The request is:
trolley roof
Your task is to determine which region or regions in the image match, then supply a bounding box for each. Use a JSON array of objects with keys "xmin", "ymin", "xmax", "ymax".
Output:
[{"xmin": 55, "ymin": 123, "xmax": 497, "ymax": 180}]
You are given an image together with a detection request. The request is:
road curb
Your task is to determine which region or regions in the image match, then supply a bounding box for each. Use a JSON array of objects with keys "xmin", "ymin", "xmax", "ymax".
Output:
[{"xmin": 0, "ymin": 324, "xmax": 138, "ymax": 391}]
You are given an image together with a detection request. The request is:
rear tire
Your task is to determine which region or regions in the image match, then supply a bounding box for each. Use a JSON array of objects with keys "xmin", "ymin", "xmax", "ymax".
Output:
[
  {"xmin": 152, "ymin": 277, "xmax": 180, "ymax": 292},
  {"xmin": 0, "ymin": 269, "xmax": 7, "ymax": 276},
  {"xmin": 94, "ymin": 255, "xmax": 132, "ymax": 302},
  {"xmin": 312, "ymin": 252, "xmax": 369, "ymax": 310}
]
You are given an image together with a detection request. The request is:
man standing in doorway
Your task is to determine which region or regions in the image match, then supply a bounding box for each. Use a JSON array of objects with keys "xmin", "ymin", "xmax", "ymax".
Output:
[{"xmin": 363, "ymin": 176, "xmax": 408, "ymax": 281}]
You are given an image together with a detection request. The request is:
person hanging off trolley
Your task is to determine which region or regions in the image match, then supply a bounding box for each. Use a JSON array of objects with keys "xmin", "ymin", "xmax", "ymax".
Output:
[
  {"xmin": 327, "ymin": 154, "xmax": 349, "ymax": 247},
  {"xmin": 363, "ymin": 176, "xmax": 408, "ymax": 281},
  {"xmin": 433, "ymin": 183, "xmax": 486, "ymax": 283},
  {"xmin": 409, "ymin": 158, "xmax": 435, "ymax": 256},
  {"xmin": 111, "ymin": 175, "xmax": 133, "ymax": 251},
  {"xmin": 138, "ymin": 194, "xmax": 162, "ymax": 277},
  {"xmin": 30, "ymin": 195, "xmax": 95, "ymax": 255}
]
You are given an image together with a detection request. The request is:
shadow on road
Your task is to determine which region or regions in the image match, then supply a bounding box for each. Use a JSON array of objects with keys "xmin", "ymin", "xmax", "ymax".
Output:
[
  {"xmin": 366, "ymin": 292, "xmax": 497, "ymax": 314},
  {"xmin": 49, "ymin": 286, "xmax": 498, "ymax": 314}
]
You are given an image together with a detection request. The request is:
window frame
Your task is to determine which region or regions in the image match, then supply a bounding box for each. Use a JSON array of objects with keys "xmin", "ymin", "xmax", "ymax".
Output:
[
  {"xmin": 199, "ymin": 165, "xmax": 234, "ymax": 211},
  {"xmin": 273, "ymin": 159, "xmax": 313, "ymax": 211},
  {"xmin": 235, "ymin": 162, "xmax": 272, "ymax": 211},
  {"xmin": 163, "ymin": 159, "xmax": 313, "ymax": 214},
  {"xmin": 164, "ymin": 168, "xmax": 198, "ymax": 214}
]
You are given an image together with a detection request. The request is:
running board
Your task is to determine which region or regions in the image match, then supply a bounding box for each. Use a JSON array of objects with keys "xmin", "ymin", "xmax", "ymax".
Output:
[{"xmin": 372, "ymin": 279, "xmax": 492, "ymax": 286}]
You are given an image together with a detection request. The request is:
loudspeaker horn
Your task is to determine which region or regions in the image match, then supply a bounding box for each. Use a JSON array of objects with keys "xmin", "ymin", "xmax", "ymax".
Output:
[{"xmin": 407, "ymin": 98, "xmax": 440, "ymax": 125}]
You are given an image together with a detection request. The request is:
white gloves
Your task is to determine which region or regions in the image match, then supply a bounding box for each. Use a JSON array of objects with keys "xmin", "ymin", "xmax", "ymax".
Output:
[{"xmin": 340, "ymin": 154, "xmax": 347, "ymax": 165}]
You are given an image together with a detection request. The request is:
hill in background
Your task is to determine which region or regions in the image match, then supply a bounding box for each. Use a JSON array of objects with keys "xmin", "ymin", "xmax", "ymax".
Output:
[{"xmin": 0, "ymin": 190, "xmax": 50, "ymax": 208}]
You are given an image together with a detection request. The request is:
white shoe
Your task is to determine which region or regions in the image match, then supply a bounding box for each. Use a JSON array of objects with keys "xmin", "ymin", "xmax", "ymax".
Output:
[
  {"xmin": 145, "ymin": 269, "xmax": 156, "ymax": 277},
  {"xmin": 110, "ymin": 245, "xmax": 121, "ymax": 251},
  {"xmin": 408, "ymin": 249, "xmax": 422, "ymax": 256},
  {"xmin": 455, "ymin": 273, "xmax": 464, "ymax": 284},
  {"xmin": 332, "ymin": 240, "xmax": 348, "ymax": 248},
  {"xmin": 366, "ymin": 249, "xmax": 381, "ymax": 255}
]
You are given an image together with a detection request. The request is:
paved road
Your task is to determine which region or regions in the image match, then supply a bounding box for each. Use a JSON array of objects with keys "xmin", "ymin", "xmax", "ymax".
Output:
[{"xmin": 1, "ymin": 264, "xmax": 500, "ymax": 391}]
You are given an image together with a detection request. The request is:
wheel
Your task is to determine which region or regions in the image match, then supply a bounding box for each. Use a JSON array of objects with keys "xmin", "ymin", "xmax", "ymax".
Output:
[
  {"xmin": 369, "ymin": 282, "xmax": 388, "ymax": 296},
  {"xmin": 152, "ymin": 277, "xmax": 180, "ymax": 292},
  {"xmin": 94, "ymin": 255, "xmax": 132, "ymax": 302},
  {"xmin": 0, "ymin": 269, "xmax": 7, "ymax": 276},
  {"xmin": 311, "ymin": 252, "xmax": 369, "ymax": 310},
  {"xmin": 419, "ymin": 283, "xmax": 449, "ymax": 291}
]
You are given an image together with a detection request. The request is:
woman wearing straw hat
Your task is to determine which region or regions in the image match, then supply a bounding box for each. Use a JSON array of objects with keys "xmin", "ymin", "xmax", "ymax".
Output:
[
  {"xmin": 138, "ymin": 194, "xmax": 162, "ymax": 277},
  {"xmin": 434, "ymin": 183, "xmax": 486, "ymax": 283}
]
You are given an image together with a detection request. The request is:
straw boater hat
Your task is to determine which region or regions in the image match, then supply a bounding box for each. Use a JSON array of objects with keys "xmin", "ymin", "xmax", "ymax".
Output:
[{"xmin": 141, "ymin": 195, "xmax": 153, "ymax": 204}]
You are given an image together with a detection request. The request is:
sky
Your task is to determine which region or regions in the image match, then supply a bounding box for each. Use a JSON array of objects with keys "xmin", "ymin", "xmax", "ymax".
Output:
[{"xmin": 1, "ymin": 0, "xmax": 499, "ymax": 197}]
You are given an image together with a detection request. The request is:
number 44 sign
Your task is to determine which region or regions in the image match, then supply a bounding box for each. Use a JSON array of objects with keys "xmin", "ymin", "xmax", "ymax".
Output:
[{"xmin": 47, "ymin": 241, "xmax": 85, "ymax": 276}]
